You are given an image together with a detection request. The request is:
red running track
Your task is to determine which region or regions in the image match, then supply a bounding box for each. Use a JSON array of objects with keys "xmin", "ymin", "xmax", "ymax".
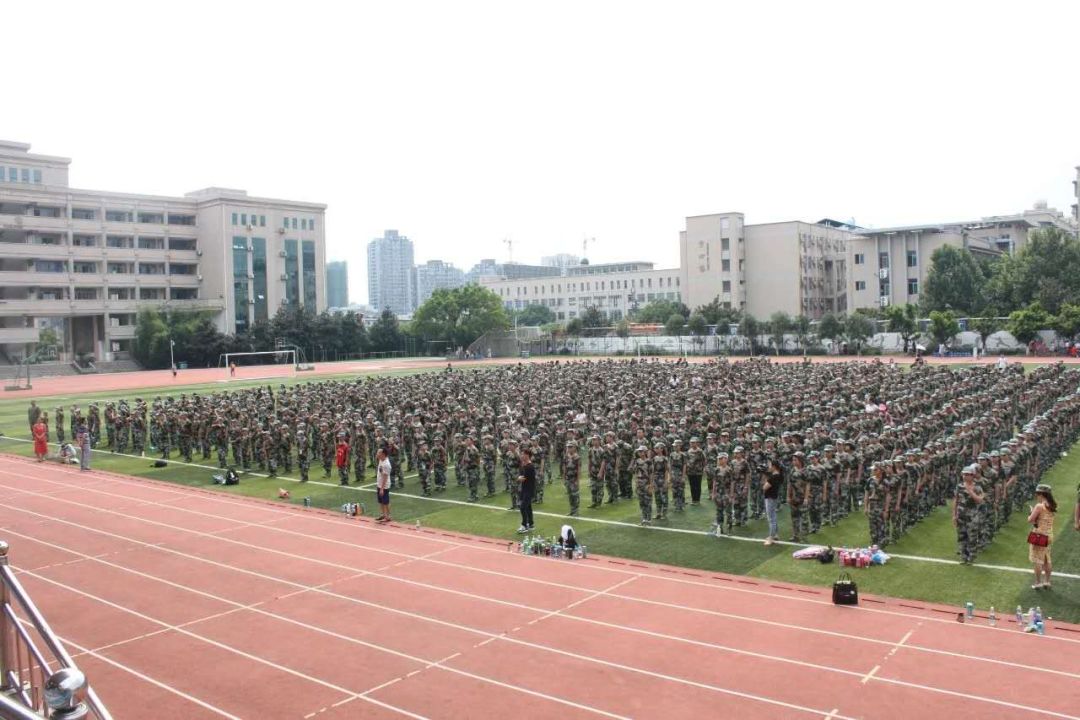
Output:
[{"xmin": 0, "ymin": 455, "xmax": 1076, "ymax": 720}]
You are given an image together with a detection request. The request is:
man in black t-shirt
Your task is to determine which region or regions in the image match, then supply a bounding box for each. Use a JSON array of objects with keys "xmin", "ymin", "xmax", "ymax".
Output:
[{"xmin": 517, "ymin": 448, "xmax": 536, "ymax": 534}]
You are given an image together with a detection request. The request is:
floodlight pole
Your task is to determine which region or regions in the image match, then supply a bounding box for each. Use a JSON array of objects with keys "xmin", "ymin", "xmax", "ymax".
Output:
[{"xmin": 169, "ymin": 338, "xmax": 175, "ymax": 370}]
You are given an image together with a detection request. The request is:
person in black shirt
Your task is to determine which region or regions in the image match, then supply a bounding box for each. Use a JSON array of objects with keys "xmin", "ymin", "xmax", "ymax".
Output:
[
  {"xmin": 517, "ymin": 448, "xmax": 536, "ymax": 534},
  {"xmin": 763, "ymin": 458, "xmax": 784, "ymax": 546}
]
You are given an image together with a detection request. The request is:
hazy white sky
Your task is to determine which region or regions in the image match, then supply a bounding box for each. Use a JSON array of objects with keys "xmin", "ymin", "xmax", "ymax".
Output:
[{"xmin": 7, "ymin": 1, "xmax": 1079, "ymax": 303}]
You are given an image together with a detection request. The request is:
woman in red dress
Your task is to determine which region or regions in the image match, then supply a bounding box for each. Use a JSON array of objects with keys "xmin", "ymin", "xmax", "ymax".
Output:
[{"xmin": 32, "ymin": 418, "xmax": 48, "ymax": 461}]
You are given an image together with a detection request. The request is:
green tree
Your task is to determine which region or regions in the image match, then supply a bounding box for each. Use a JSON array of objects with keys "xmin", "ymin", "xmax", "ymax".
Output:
[
  {"xmin": 1053, "ymin": 303, "xmax": 1080, "ymax": 339},
  {"xmin": 817, "ymin": 313, "xmax": 843, "ymax": 344},
  {"xmin": 969, "ymin": 316, "xmax": 1001, "ymax": 353},
  {"xmin": 1008, "ymin": 228, "xmax": 1080, "ymax": 314},
  {"xmin": 923, "ymin": 246, "xmax": 986, "ymax": 315},
  {"xmin": 664, "ymin": 313, "xmax": 686, "ymax": 337},
  {"xmin": 1006, "ymin": 303, "xmax": 1051, "ymax": 344},
  {"xmin": 695, "ymin": 297, "xmax": 741, "ymax": 328},
  {"xmin": 514, "ymin": 304, "xmax": 555, "ymax": 327},
  {"xmin": 792, "ymin": 314, "xmax": 812, "ymax": 351},
  {"xmin": 768, "ymin": 311, "xmax": 792, "ymax": 355},
  {"xmin": 738, "ymin": 314, "xmax": 760, "ymax": 353},
  {"xmin": 843, "ymin": 313, "xmax": 875, "ymax": 354},
  {"xmin": 368, "ymin": 308, "xmax": 404, "ymax": 353},
  {"xmin": 883, "ymin": 303, "xmax": 919, "ymax": 353},
  {"xmin": 133, "ymin": 308, "xmax": 170, "ymax": 368},
  {"xmin": 411, "ymin": 286, "xmax": 509, "ymax": 349},
  {"xmin": 634, "ymin": 299, "xmax": 690, "ymax": 323},
  {"xmin": 565, "ymin": 318, "xmax": 583, "ymax": 347},
  {"xmin": 579, "ymin": 307, "xmax": 609, "ymax": 337},
  {"xmin": 928, "ymin": 310, "xmax": 961, "ymax": 349},
  {"xmin": 687, "ymin": 312, "xmax": 707, "ymax": 337}
]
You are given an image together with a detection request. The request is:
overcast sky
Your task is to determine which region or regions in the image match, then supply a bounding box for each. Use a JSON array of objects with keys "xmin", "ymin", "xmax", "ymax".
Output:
[{"xmin": 7, "ymin": 1, "xmax": 1079, "ymax": 304}]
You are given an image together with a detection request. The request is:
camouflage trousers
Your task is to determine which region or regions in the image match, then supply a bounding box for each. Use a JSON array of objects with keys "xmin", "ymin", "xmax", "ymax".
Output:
[
  {"xmin": 749, "ymin": 481, "xmax": 764, "ymax": 519},
  {"xmin": 565, "ymin": 475, "xmax": 580, "ymax": 515},
  {"xmin": 131, "ymin": 429, "xmax": 144, "ymax": 455},
  {"xmin": 651, "ymin": 476, "xmax": 668, "ymax": 518},
  {"xmin": 216, "ymin": 444, "xmax": 229, "ymax": 468},
  {"xmin": 483, "ymin": 462, "xmax": 496, "ymax": 496},
  {"xmin": 418, "ymin": 468, "xmax": 431, "ymax": 495},
  {"xmin": 466, "ymin": 467, "xmax": 480, "ymax": 501},
  {"xmin": 105, "ymin": 424, "xmax": 115, "ymax": 450},
  {"xmin": 434, "ymin": 466, "xmax": 447, "ymax": 490},
  {"xmin": 713, "ymin": 495, "xmax": 731, "ymax": 532},
  {"xmin": 588, "ymin": 472, "xmax": 604, "ymax": 507},
  {"xmin": 670, "ymin": 478, "xmax": 686, "ymax": 512},
  {"xmin": 789, "ymin": 504, "xmax": 806, "ymax": 542},
  {"xmin": 732, "ymin": 483, "xmax": 748, "ymax": 526},
  {"xmin": 867, "ymin": 507, "xmax": 887, "ymax": 547},
  {"xmin": 808, "ymin": 487, "xmax": 823, "ymax": 533},
  {"xmin": 619, "ymin": 469, "xmax": 633, "ymax": 499},
  {"xmin": 337, "ymin": 464, "xmax": 349, "ymax": 484},
  {"xmin": 354, "ymin": 455, "xmax": 365, "ymax": 481},
  {"xmin": 636, "ymin": 479, "xmax": 652, "ymax": 522},
  {"xmin": 298, "ymin": 454, "xmax": 310, "ymax": 482},
  {"xmin": 957, "ymin": 515, "xmax": 980, "ymax": 563}
]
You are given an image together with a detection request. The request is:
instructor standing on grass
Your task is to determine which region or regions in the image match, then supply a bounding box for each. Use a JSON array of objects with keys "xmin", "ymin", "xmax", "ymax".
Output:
[{"xmin": 517, "ymin": 448, "xmax": 536, "ymax": 534}]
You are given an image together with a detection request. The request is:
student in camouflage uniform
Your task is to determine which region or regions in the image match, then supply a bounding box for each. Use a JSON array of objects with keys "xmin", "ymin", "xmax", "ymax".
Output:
[
  {"xmin": 711, "ymin": 452, "xmax": 732, "ymax": 535},
  {"xmin": 864, "ymin": 462, "xmax": 889, "ymax": 547},
  {"xmin": 668, "ymin": 439, "xmax": 687, "ymax": 513},
  {"xmin": 417, "ymin": 440, "xmax": 432, "ymax": 496},
  {"xmin": 388, "ymin": 436, "xmax": 403, "ymax": 489},
  {"xmin": 633, "ymin": 446, "xmax": 652, "ymax": 525},
  {"xmin": 730, "ymin": 446, "xmax": 750, "ymax": 527},
  {"xmin": 104, "ymin": 402, "xmax": 116, "ymax": 451},
  {"xmin": 55, "ymin": 407, "xmax": 66, "ymax": 445},
  {"xmin": 787, "ymin": 452, "xmax": 809, "ymax": 542},
  {"xmin": 687, "ymin": 436, "xmax": 706, "ymax": 506},
  {"xmin": 433, "ymin": 435, "xmax": 449, "ymax": 491},
  {"xmin": 587, "ymin": 435, "xmax": 606, "ymax": 509},
  {"xmin": 296, "ymin": 424, "xmax": 311, "ymax": 482},
  {"xmin": 953, "ymin": 465, "xmax": 985, "ymax": 563},
  {"xmin": 617, "ymin": 433, "xmax": 634, "ymax": 499},
  {"xmin": 651, "ymin": 442, "xmax": 670, "ymax": 521},
  {"xmin": 563, "ymin": 440, "xmax": 581, "ymax": 516},
  {"xmin": 602, "ymin": 431, "xmax": 619, "ymax": 504},
  {"xmin": 481, "ymin": 434, "xmax": 497, "ymax": 497},
  {"xmin": 463, "ymin": 435, "xmax": 481, "ymax": 502}
]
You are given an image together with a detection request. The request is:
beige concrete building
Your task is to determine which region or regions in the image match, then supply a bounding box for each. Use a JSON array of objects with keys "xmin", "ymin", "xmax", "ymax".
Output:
[
  {"xmin": 679, "ymin": 213, "xmax": 851, "ymax": 320},
  {"xmin": 481, "ymin": 261, "xmax": 678, "ymax": 321},
  {"xmin": 847, "ymin": 204, "xmax": 1075, "ymax": 311},
  {"xmin": 0, "ymin": 140, "xmax": 326, "ymax": 363}
]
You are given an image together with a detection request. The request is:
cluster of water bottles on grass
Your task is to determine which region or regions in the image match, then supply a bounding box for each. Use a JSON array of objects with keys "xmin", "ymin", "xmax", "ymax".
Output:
[
  {"xmin": 961, "ymin": 601, "xmax": 1048, "ymax": 634},
  {"xmin": 515, "ymin": 535, "xmax": 587, "ymax": 560}
]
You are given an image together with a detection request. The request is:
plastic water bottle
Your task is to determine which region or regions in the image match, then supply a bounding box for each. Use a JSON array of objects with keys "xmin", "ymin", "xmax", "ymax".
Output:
[
  {"xmin": 1034, "ymin": 606, "xmax": 1043, "ymax": 624},
  {"xmin": 1015, "ymin": 605, "xmax": 1024, "ymax": 628},
  {"xmin": 580, "ymin": 544, "xmax": 588, "ymax": 559},
  {"xmin": 988, "ymin": 607, "xmax": 997, "ymax": 627},
  {"xmin": 964, "ymin": 602, "xmax": 974, "ymax": 620},
  {"xmin": 1036, "ymin": 620, "xmax": 1045, "ymax": 636},
  {"xmin": 415, "ymin": 519, "xmax": 421, "ymax": 530}
]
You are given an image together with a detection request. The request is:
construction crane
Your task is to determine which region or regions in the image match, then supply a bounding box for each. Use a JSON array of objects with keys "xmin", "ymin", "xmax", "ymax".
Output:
[
  {"xmin": 503, "ymin": 237, "xmax": 513, "ymax": 263},
  {"xmin": 582, "ymin": 236, "xmax": 596, "ymax": 262}
]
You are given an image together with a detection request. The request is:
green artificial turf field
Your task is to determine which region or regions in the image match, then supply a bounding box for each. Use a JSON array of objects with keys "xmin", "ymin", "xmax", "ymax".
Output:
[{"xmin": 1, "ymin": 364, "xmax": 1077, "ymax": 624}]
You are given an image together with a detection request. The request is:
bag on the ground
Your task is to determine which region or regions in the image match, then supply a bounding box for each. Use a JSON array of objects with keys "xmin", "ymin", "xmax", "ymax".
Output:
[
  {"xmin": 153, "ymin": 459, "xmax": 168, "ymax": 468},
  {"xmin": 832, "ymin": 572, "xmax": 858, "ymax": 605},
  {"xmin": 817, "ymin": 546, "xmax": 835, "ymax": 564},
  {"xmin": 1026, "ymin": 531, "xmax": 1049, "ymax": 547}
]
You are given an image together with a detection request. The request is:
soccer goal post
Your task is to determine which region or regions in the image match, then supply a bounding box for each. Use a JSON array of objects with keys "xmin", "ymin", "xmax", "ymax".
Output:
[{"xmin": 219, "ymin": 349, "xmax": 297, "ymax": 369}]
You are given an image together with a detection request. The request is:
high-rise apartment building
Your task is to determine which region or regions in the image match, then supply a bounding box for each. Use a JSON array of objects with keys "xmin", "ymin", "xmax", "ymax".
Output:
[
  {"xmin": 367, "ymin": 230, "xmax": 415, "ymax": 315},
  {"xmin": 679, "ymin": 213, "xmax": 851, "ymax": 320},
  {"xmin": 326, "ymin": 260, "xmax": 349, "ymax": 308},
  {"xmin": 464, "ymin": 259, "xmax": 561, "ymax": 285},
  {"xmin": 414, "ymin": 260, "xmax": 465, "ymax": 306},
  {"xmin": 0, "ymin": 140, "xmax": 325, "ymax": 363}
]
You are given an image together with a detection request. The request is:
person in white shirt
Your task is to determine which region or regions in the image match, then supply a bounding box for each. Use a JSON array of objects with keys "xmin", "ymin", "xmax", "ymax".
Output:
[{"xmin": 376, "ymin": 448, "xmax": 392, "ymax": 523}]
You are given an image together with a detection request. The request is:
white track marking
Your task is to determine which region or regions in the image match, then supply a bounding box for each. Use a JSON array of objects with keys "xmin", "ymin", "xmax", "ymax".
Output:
[
  {"xmin": 5, "ymin": 505, "xmax": 1076, "ymax": 719},
  {"xmin": 4, "ymin": 508, "xmax": 849, "ymax": 719},
  {"xmin": 861, "ymin": 665, "xmax": 880, "ymax": 684},
  {"xmin": 5, "ymin": 462, "xmax": 1080, "ymax": 664}
]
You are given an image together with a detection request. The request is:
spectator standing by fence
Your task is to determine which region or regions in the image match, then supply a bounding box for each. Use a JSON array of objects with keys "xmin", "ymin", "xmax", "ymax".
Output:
[{"xmin": 32, "ymin": 416, "xmax": 48, "ymax": 462}]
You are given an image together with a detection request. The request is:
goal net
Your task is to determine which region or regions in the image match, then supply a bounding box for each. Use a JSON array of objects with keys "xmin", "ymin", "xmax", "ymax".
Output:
[{"xmin": 219, "ymin": 349, "xmax": 297, "ymax": 369}]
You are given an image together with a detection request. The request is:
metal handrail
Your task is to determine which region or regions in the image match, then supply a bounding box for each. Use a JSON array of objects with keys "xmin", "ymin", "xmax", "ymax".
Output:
[{"xmin": 0, "ymin": 541, "xmax": 112, "ymax": 720}]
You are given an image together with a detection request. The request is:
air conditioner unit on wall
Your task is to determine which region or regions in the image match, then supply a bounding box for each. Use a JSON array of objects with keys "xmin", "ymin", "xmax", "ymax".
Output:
[
  {"xmin": 279, "ymin": 274, "xmax": 287, "ymax": 281},
  {"xmin": 879, "ymin": 296, "xmax": 890, "ymax": 307},
  {"xmin": 279, "ymin": 251, "xmax": 287, "ymax": 257},
  {"xmin": 277, "ymin": 228, "xmax": 286, "ymax": 234}
]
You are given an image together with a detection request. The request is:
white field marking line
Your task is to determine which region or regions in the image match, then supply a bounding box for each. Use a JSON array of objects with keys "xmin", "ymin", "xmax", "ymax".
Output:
[
  {"xmin": 18, "ymin": 568, "xmax": 436, "ymax": 720},
  {"xmin": 10, "ymin": 507, "xmax": 1067, "ymax": 720},
  {"xmin": 824, "ymin": 710, "xmax": 840, "ymax": 720},
  {"xmin": 3, "ymin": 504, "xmax": 851, "ymax": 720},
  {"xmin": 51, "ymin": 629, "xmax": 245, "ymax": 720},
  {"xmin": 861, "ymin": 665, "xmax": 880, "ymax": 684},
  {"xmin": 8, "ymin": 469, "xmax": 1080, "ymax": 660},
  {"xmin": 8, "ymin": 532, "xmax": 631, "ymax": 720},
  {"xmin": 888, "ymin": 629, "xmax": 914, "ymax": 659}
]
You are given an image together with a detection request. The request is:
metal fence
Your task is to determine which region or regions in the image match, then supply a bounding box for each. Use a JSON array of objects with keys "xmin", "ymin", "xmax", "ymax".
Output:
[{"xmin": 0, "ymin": 541, "xmax": 112, "ymax": 720}]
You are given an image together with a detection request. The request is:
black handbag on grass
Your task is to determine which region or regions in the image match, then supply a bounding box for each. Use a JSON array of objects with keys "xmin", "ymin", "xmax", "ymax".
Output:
[{"xmin": 832, "ymin": 572, "xmax": 858, "ymax": 605}]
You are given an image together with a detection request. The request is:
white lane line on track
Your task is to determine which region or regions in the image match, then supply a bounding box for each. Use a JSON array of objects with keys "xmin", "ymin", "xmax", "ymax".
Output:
[
  {"xmin": 5, "ymin": 506, "xmax": 1076, "ymax": 720},
  {"xmin": 6, "ymin": 461, "xmax": 1080, "ymax": 665},
  {"xmin": 861, "ymin": 665, "xmax": 880, "ymax": 684},
  {"xmin": 7, "ymin": 534, "xmax": 633, "ymax": 720},
  {"xmin": 4, "ymin": 511, "xmax": 846, "ymax": 720}
]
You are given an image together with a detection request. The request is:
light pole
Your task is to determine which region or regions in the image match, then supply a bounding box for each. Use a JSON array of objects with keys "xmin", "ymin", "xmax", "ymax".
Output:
[{"xmin": 169, "ymin": 338, "xmax": 175, "ymax": 370}]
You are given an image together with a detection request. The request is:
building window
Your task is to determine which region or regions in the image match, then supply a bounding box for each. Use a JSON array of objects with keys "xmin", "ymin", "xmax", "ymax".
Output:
[
  {"xmin": 21, "ymin": 169, "xmax": 30, "ymax": 183},
  {"xmin": 259, "ymin": 215, "xmax": 266, "ymax": 227},
  {"xmin": 878, "ymin": 252, "xmax": 889, "ymax": 268},
  {"xmin": 71, "ymin": 208, "xmax": 96, "ymax": 220},
  {"xmin": 855, "ymin": 280, "xmax": 866, "ymax": 291},
  {"xmin": 302, "ymin": 240, "xmax": 316, "ymax": 308},
  {"xmin": 722, "ymin": 280, "xmax": 731, "ymax": 293},
  {"xmin": 233, "ymin": 237, "xmax": 250, "ymax": 331},
  {"xmin": 854, "ymin": 253, "xmax": 865, "ymax": 265},
  {"xmin": 907, "ymin": 278, "xmax": 919, "ymax": 295},
  {"xmin": 907, "ymin": 250, "xmax": 917, "ymax": 267},
  {"xmin": 106, "ymin": 210, "xmax": 133, "ymax": 223},
  {"xmin": 310, "ymin": 218, "xmax": 316, "ymax": 231},
  {"xmin": 168, "ymin": 214, "xmax": 196, "ymax": 226},
  {"xmin": 241, "ymin": 214, "xmax": 247, "ymax": 226},
  {"xmin": 232, "ymin": 213, "xmax": 239, "ymax": 225},
  {"xmin": 721, "ymin": 238, "xmax": 730, "ymax": 251},
  {"xmin": 721, "ymin": 259, "xmax": 730, "ymax": 272},
  {"xmin": 137, "ymin": 212, "xmax": 164, "ymax": 224},
  {"xmin": 285, "ymin": 239, "xmax": 299, "ymax": 306},
  {"xmin": 252, "ymin": 237, "xmax": 268, "ymax": 322},
  {"xmin": 292, "ymin": 218, "xmax": 298, "ymax": 230},
  {"xmin": 32, "ymin": 170, "xmax": 42, "ymax": 184}
]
